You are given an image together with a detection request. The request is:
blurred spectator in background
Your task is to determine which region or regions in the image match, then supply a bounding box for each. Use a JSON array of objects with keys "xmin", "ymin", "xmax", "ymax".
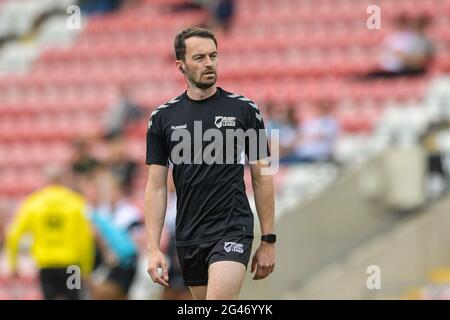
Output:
[
  {"xmin": 265, "ymin": 102, "xmax": 298, "ymax": 161},
  {"xmin": 103, "ymin": 134, "xmax": 138, "ymax": 194},
  {"xmin": 79, "ymin": 0, "xmax": 124, "ymax": 15},
  {"xmin": 166, "ymin": 0, "xmax": 235, "ymax": 33},
  {"xmin": 4, "ymin": 165, "xmax": 94, "ymax": 300},
  {"xmin": 89, "ymin": 174, "xmax": 142, "ymax": 300},
  {"xmin": 168, "ymin": 0, "xmax": 205, "ymax": 12},
  {"xmin": 103, "ymin": 85, "xmax": 143, "ymax": 139},
  {"xmin": 362, "ymin": 15, "xmax": 434, "ymax": 79},
  {"xmin": 409, "ymin": 15, "xmax": 435, "ymax": 70},
  {"xmin": 70, "ymin": 136, "xmax": 100, "ymax": 192},
  {"xmin": 421, "ymin": 120, "xmax": 450, "ymax": 200},
  {"xmin": 71, "ymin": 136, "xmax": 99, "ymax": 176},
  {"xmin": 161, "ymin": 173, "xmax": 192, "ymax": 300},
  {"xmin": 281, "ymin": 100, "xmax": 339, "ymax": 164},
  {"xmin": 208, "ymin": 0, "xmax": 235, "ymax": 33},
  {"xmin": 76, "ymin": 164, "xmax": 106, "ymax": 273}
]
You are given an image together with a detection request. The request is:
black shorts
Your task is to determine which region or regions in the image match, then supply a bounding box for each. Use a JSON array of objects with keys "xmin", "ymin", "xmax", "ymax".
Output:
[
  {"xmin": 106, "ymin": 257, "xmax": 137, "ymax": 294},
  {"xmin": 167, "ymin": 234, "xmax": 188, "ymax": 291},
  {"xmin": 39, "ymin": 268, "xmax": 81, "ymax": 300},
  {"xmin": 176, "ymin": 234, "xmax": 253, "ymax": 287}
]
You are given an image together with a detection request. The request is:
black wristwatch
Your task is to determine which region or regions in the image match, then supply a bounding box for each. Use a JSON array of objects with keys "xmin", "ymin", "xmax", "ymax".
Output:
[{"xmin": 261, "ymin": 234, "xmax": 276, "ymax": 243}]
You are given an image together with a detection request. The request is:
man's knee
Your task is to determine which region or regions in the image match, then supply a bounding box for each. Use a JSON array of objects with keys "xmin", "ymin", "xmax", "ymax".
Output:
[{"xmin": 206, "ymin": 261, "xmax": 246, "ymax": 300}]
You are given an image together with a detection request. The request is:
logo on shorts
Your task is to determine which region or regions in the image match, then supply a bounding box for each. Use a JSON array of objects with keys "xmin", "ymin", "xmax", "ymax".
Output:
[
  {"xmin": 215, "ymin": 116, "xmax": 236, "ymax": 128},
  {"xmin": 224, "ymin": 242, "xmax": 244, "ymax": 254}
]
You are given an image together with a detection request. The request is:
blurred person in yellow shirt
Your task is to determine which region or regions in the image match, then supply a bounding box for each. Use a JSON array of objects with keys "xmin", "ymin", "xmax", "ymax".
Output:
[{"xmin": 5, "ymin": 165, "xmax": 95, "ymax": 300}]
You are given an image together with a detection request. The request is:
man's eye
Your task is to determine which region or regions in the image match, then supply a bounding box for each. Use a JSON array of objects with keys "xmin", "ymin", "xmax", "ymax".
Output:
[{"xmin": 195, "ymin": 57, "xmax": 203, "ymax": 61}]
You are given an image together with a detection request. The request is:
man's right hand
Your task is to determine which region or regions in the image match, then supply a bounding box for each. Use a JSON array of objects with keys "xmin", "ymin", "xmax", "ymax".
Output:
[{"xmin": 147, "ymin": 250, "xmax": 169, "ymax": 287}]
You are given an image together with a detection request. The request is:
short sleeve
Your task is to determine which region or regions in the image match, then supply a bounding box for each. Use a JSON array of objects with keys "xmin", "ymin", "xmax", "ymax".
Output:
[
  {"xmin": 244, "ymin": 101, "xmax": 271, "ymax": 162},
  {"xmin": 146, "ymin": 111, "xmax": 169, "ymax": 166}
]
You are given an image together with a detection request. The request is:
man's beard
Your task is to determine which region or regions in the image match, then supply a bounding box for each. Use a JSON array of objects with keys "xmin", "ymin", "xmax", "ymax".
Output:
[
  {"xmin": 186, "ymin": 70, "xmax": 216, "ymax": 89},
  {"xmin": 194, "ymin": 79, "xmax": 216, "ymax": 89}
]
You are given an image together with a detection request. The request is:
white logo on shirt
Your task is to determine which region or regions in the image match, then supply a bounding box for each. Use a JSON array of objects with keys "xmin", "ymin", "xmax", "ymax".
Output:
[
  {"xmin": 171, "ymin": 124, "xmax": 187, "ymax": 130},
  {"xmin": 224, "ymin": 242, "xmax": 244, "ymax": 254},
  {"xmin": 215, "ymin": 116, "xmax": 236, "ymax": 128}
]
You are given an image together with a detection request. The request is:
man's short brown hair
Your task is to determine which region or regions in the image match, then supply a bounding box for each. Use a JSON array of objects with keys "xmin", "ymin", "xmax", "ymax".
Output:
[{"xmin": 174, "ymin": 27, "xmax": 218, "ymax": 61}]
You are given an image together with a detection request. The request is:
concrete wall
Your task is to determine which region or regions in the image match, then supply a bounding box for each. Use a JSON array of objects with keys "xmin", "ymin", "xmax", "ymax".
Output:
[{"xmin": 287, "ymin": 195, "xmax": 450, "ymax": 299}]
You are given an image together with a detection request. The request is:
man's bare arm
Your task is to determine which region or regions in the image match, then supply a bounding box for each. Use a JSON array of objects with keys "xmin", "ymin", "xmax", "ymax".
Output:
[
  {"xmin": 144, "ymin": 164, "xmax": 169, "ymax": 286},
  {"xmin": 249, "ymin": 159, "xmax": 276, "ymax": 280},
  {"xmin": 250, "ymin": 159, "xmax": 275, "ymax": 235}
]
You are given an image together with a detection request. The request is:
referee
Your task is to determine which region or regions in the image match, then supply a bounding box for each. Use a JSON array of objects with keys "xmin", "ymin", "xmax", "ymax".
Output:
[{"xmin": 145, "ymin": 27, "xmax": 276, "ymax": 300}]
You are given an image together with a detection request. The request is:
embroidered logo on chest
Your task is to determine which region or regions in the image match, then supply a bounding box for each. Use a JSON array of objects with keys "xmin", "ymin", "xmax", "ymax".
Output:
[{"xmin": 215, "ymin": 116, "xmax": 236, "ymax": 128}]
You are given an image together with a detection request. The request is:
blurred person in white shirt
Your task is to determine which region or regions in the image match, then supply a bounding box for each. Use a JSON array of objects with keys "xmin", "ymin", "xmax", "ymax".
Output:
[
  {"xmin": 281, "ymin": 100, "xmax": 339, "ymax": 164},
  {"xmin": 363, "ymin": 14, "xmax": 434, "ymax": 79}
]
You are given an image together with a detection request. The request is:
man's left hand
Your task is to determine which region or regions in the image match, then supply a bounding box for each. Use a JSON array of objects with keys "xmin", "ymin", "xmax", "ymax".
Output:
[{"xmin": 251, "ymin": 241, "xmax": 275, "ymax": 280}]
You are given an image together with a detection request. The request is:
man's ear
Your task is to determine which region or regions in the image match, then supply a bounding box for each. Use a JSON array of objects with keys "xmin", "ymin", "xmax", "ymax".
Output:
[{"xmin": 176, "ymin": 61, "xmax": 184, "ymax": 74}]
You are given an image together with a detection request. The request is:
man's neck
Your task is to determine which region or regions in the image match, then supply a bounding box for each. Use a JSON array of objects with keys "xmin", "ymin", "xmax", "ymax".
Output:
[{"xmin": 186, "ymin": 85, "xmax": 217, "ymax": 101}]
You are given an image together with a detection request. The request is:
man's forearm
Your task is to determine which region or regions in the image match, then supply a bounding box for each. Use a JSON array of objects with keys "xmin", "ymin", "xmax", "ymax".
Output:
[
  {"xmin": 144, "ymin": 182, "xmax": 167, "ymax": 252},
  {"xmin": 252, "ymin": 175, "xmax": 275, "ymax": 235}
]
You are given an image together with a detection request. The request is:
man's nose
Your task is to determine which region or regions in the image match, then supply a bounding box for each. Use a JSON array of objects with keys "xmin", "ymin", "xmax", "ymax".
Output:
[{"xmin": 204, "ymin": 56, "xmax": 213, "ymax": 67}]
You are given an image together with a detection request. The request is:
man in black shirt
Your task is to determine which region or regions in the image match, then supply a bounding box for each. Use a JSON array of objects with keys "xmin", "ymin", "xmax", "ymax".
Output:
[{"xmin": 145, "ymin": 27, "xmax": 276, "ymax": 300}]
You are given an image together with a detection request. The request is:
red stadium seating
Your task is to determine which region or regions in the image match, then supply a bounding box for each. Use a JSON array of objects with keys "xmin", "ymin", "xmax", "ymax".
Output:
[{"xmin": 0, "ymin": 0, "xmax": 449, "ymax": 198}]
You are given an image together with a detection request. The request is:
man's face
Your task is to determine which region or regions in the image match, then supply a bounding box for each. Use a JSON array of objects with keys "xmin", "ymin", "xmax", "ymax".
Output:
[{"xmin": 179, "ymin": 37, "xmax": 218, "ymax": 89}]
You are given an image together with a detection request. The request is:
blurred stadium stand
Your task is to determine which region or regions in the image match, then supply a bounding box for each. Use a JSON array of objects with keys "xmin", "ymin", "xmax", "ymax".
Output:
[
  {"xmin": 0, "ymin": 0, "xmax": 450, "ymax": 299},
  {"xmin": 1, "ymin": 0, "xmax": 449, "ymax": 202}
]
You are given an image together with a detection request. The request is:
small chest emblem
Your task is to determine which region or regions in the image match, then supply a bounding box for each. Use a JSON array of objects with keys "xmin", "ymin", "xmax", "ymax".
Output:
[{"xmin": 215, "ymin": 116, "xmax": 236, "ymax": 128}]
